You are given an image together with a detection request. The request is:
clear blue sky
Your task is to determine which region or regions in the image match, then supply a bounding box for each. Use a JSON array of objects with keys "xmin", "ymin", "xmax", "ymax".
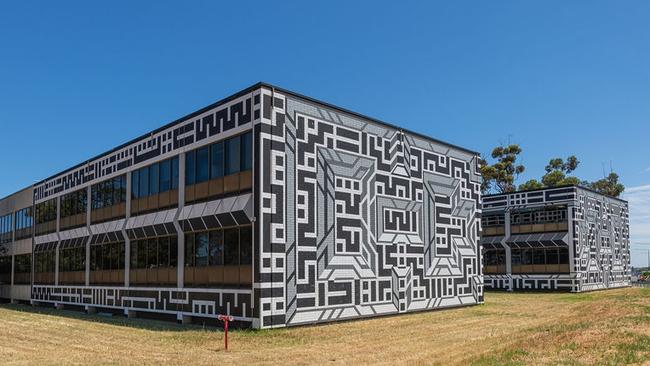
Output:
[{"xmin": 1, "ymin": 2, "xmax": 649, "ymax": 263}]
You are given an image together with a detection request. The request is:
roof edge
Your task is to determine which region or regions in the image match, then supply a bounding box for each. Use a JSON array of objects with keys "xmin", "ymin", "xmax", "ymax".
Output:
[{"xmin": 484, "ymin": 184, "xmax": 628, "ymax": 203}]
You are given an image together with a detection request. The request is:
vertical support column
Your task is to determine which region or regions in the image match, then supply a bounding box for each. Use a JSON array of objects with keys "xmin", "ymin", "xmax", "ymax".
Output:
[
  {"xmin": 85, "ymin": 185, "xmax": 91, "ymax": 286},
  {"xmin": 124, "ymin": 172, "xmax": 132, "ymax": 287},
  {"xmin": 175, "ymin": 152, "xmax": 186, "ymax": 288},
  {"xmin": 502, "ymin": 210, "xmax": 512, "ymax": 292},
  {"xmin": 54, "ymin": 196, "xmax": 61, "ymax": 286}
]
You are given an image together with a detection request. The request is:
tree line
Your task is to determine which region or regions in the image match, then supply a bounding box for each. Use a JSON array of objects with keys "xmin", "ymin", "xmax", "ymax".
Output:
[{"xmin": 479, "ymin": 144, "xmax": 624, "ymax": 197}]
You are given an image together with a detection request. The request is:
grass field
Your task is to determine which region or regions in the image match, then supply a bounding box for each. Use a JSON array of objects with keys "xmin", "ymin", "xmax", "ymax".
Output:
[{"xmin": 1, "ymin": 288, "xmax": 650, "ymax": 365}]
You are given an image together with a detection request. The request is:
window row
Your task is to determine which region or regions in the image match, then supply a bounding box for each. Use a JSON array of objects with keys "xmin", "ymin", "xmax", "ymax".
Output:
[
  {"xmin": 92, "ymin": 175, "xmax": 127, "ymax": 210},
  {"xmin": 132, "ymin": 156, "xmax": 179, "ymax": 199},
  {"xmin": 130, "ymin": 236, "xmax": 178, "ymax": 269},
  {"xmin": 184, "ymin": 226, "xmax": 252, "ymax": 268},
  {"xmin": 185, "ymin": 131, "xmax": 252, "ymax": 186},
  {"xmin": 511, "ymin": 207, "xmax": 567, "ymax": 225},
  {"xmin": 0, "ymin": 214, "xmax": 12, "ymax": 243},
  {"xmin": 60, "ymin": 189, "xmax": 87, "ymax": 218},
  {"xmin": 90, "ymin": 242, "xmax": 126, "ymax": 271},
  {"xmin": 481, "ymin": 214, "xmax": 505, "ymax": 228},
  {"xmin": 484, "ymin": 247, "xmax": 570, "ymax": 266}
]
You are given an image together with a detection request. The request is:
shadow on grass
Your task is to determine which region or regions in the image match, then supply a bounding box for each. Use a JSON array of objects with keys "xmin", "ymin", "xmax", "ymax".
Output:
[{"xmin": 0, "ymin": 303, "xmax": 227, "ymax": 333}]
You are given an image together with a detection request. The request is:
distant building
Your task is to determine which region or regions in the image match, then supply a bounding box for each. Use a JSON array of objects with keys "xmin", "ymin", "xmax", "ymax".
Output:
[
  {"xmin": 0, "ymin": 83, "xmax": 483, "ymax": 328},
  {"xmin": 481, "ymin": 186, "xmax": 631, "ymax": 292}
]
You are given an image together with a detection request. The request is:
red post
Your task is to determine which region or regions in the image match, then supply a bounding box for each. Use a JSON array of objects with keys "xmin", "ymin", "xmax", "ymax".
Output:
[{"xmin": 218, "ymin": 315, "xmax": 234, "ymax": 351}]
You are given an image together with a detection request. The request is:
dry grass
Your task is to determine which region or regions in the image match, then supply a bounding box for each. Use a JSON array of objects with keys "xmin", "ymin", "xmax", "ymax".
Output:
[{"xmin": 1, "ymin": 288, "xmax": 650, "ymax": 365}]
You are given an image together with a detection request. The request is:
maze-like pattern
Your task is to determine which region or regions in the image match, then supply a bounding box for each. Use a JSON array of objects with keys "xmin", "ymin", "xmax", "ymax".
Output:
[
  {"xmin": 573, "ymin": 189, "xmax": 631, "ymax": 291},
  {"xmin": 256, "ymin": 88, "xmax": 482, "ymax": 328}
]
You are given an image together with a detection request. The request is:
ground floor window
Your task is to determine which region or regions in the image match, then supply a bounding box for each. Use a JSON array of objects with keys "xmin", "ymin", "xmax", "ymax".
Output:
[
  {"xmin": 59, "ymin": 246, "xmax": 86, "ymax": 285},
  {"xmin": 184, "ymin": 225, "xmax": 252, "ymax": 288},
  {"xmin": 14, "ymin": 254, "xmax": 31, "ymax": 285},
  {"xmin": 34, "ymin": 250, "xmax": 56, "ymax": 284},
  {"xmin": 0, "ymin": 256, "xmax": 11, "ymax": 285},
  {"xmin": 90, "ymin": 241, "xmax": 125, "ymax": 285},
  {"xmin": 129, "ymin": 235, "xmax": 178, "ymax": 286}
]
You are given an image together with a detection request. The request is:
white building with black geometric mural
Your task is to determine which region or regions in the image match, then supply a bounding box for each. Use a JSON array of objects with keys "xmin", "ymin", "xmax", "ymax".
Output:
[
  {"xmin": 0, "ymin": 82, "xmax": 483, "ymax": 328},
  {"xmin": 481, "ymin": 186, "xmax": 631, "ymax": 292}
]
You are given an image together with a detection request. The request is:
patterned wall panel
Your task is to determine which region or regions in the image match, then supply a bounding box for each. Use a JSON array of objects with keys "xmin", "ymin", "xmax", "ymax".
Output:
[
  {"xmin": 573, "ymin": 187, "xmax": 630, "ymax": 291},
  {"xmin": 256, "ymin": 87, "xmax": 482, "ymax": 328}
]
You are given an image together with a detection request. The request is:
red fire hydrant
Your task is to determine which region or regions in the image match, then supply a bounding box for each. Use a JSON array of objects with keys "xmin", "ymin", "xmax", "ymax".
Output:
[{"xmin": 217, "ymin": 314, "xmax": 234, "ymax": 351}]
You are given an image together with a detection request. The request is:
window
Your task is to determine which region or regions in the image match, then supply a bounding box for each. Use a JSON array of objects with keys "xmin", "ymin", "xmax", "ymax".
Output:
[
  {"xmin": 210, "ymin": 142, "xmax": 224, "ymax": 179},
  {"xmin": 15, "ymin": 207, "xmax": 34, "ymax": 240},
  {"xmin": 196, "ymin": 147, "xmax": 210, "ymax": 183},
  {"xmin": 240, "ymin": 226, "xmax": 252, "ymax": 265},
  {"xmin": 225, "ymin": 136, "xmax": 240, "ymax": 175},
  {"xmin": 59, "ymin": 246, "xmax": 86, "ymax": 272},
  {"xmin": 14, "ymin": 254, "xmax": 31, "ymax": 284},
  {"xmin": 0, "ymin": 213, "xmax": 13, "ymax": 243},
  {"xmin": 90, "ymin": 242, "xmax": 125, "ymax": 271},
  {"xmin": 241, "ymin": 131, "xmax": 253, "ymax": 171},
  {"xmin": 36, "ymin": 199, "xmax": 56, "ymax": 224},
  {"xmin": 185, "ymin": 132, "xmax": 252, "ymax": 188},
  {"xmin": 132, "ymin": 156, "xmax": 179, "ymax": 200},
  {"xmin": 130, "ymin": 236, "xmax": 178, "ymax": 269},
  {"xmin": 532, "ymin": 249, "xmax": 545, "ymax": 265},
  {"xmin": 0, "ymin": 256, "xmax": 11, "ymax": 285},
  {"xmin": 61, "ymin": 189, "xmax": 87, "ymax": 218},
  {"xmin": 209, "ymin": 230, "xmax": 224, "ymax": 266}
]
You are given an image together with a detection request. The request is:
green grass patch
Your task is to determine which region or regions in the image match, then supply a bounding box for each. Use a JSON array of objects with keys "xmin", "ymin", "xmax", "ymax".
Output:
[{"xmin": 471, "ymin": 348, "xmax": 529, "ymax": 366}]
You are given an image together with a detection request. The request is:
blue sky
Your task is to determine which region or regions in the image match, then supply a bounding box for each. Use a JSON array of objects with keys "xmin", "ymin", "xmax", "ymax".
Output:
[{"xmin": 0, "ymin": 1, "xmax": 648, "ymax": 264}]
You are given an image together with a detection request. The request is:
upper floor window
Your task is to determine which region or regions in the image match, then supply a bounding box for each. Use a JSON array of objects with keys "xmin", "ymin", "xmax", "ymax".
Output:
[
  {"xmin": 92, "ymin": 175, "xmax": 127, "ymax": 210},
  {"xmin": 15, "ymin": 207, "xmax": 34, "ymax": 230},
  {"xmin": 60, "ymin": 189, "xmax": 87, "ymax": 218},
  {"xmin": 35, "ymin": 199, "xmax": 57, "ymax": 224},
  {"xmin": 185, "ymin": 131, "xmax": 252, "ymax": 186},
  {"xmin": 131, "ymin": 156, "xmax": 179, "ymax": 199},
  {"xmin": 0, "ymin": 213, "xmax": 12, "ymax": 243}
]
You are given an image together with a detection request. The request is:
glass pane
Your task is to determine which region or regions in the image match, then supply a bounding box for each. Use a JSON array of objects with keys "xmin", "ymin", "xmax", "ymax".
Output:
[
  {"xmin": 210, "ymin": 142, "xmax": 224, "ymax": 179},
  {"xmin": 131, "ymin": 170, "xmax": 140, "ymax": 199},
  {"xmin": 169, "ymin": 236, "xmax": 178, "ymax": 267},
  {"xmin": 171, "ymin": 156, "xmax": 179, "ymax": 190},
  {"xmin": 546, "ymin": 248, "xmax": 559, "ymax": 265},
  {"xmin": 185, "ymin": 151, "xmax": 196, "ymax": 185},
  {"xmin": 159, "ymin": 236, "xmax": 170, "ymax": 267},
  {"xmin": 196, "ymin": 147, "xmax": 209, "ymax": 183},
  {"xmin": 225, "ymin": 136, "xmax": 241, "ymax": 175},
  {"xmin": 240, "ymin": 226, "xmax": 252, "ymax": 265},
  {"xmin": 137, "ymin": 240, "xmax": 147, "ymax": 269},
  {"xmin": 185, "ymin": 233, "xmax": 195, "ymax": 267},
  {"xmin": 149, "ymin": 163, "xmax": 160, "ymax": 195},
  {"xmin": 209, "ymin": 230, "xmax": 224, "ymax": 266},
  {"xmin": 195, "ymin": 232, "xmax": 209, "ymax": 266},
  {"xmin": 241, "ymin": 131, "xmax": 252, "ymax": 171},
  {"xmin": 139, "ymin": 166, "xmax": 150, "ymax": 197},
  {"xmin": 224, "ymin": 228, "xmax": 239, "ymax": 265},
  {"xmin": 148, "ymin": 238, "xmax": 158, "ymax": 268},
  {"xmin": 559, "ymin": 247, "xmax": 569, "ymax": 264},
  {"xmin": 131, "ymin": 241, "xmax": 138, "ymax": 269},
  {"xmin": 521, "ymin": 249, "xmax": 532, "ymax": 265},
  {"xmin": 533, "ymin": 249, "xmax": 545, "ymax": 265},
  {"xmin": 159, "ymin": 159, "xmax": 171, "ymax": 193}
]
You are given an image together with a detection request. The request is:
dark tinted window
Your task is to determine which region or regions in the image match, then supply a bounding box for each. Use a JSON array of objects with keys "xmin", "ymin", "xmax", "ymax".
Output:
[
  {"xmin": 159, "ymin": 159, "xmax": 171, "ymax": 192},
  {"xmin": 132, "ymin": 170, "xmax": 140, "ymax": 199},
  {"xmin": 241, "ymin": 131, "xmax": 253, "ymax": 171},
  {"xmin": 139, "ymin": 166, "xmax": 150, "ymax": 197},
  {"xmin": 224, "ymin": 228, "xmax": 239, "ymax": 265},
  {"xmin": 209, "ymin": 230, "xmax": 224, "ymax": 266},
  {"xmin": 195, "ymin": 232, "xmax": 209, "ymax": 266},
  {"xmin": 149, "ymin": 163, "xmax": 160, "ymax": 195},
  {"xmin": 196, "ymin": 147, "xmax": 210, "ymax": 183},
  {"xmin": 225, "ymin": 136, "xmax": 240, "ymax": 175},
  {"xmin": 240, "ymin": 226, "xmax": 252, "ymax": 265},
  {"xmin": 185, "ymin": 150, "xmax": 196, "ymax": 185},
  {"xmin": 171, "ymin": 156, "xmax": 179, "ymax": 190},
  {"xmin": 210, "ymin": 142, "xmax": 224, "ymax": 179}
]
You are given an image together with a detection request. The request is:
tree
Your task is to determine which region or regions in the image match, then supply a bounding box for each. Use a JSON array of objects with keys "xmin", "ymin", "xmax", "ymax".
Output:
[
  {"xmin": 480, "ymin": 144, "xmax": 525, "ymax": 194},
  {"xmin": 540, "ymin": 155, "xmax": 581, "ymax": 187},
  {"xmin": 518, "ymin": 179, "xmax": 544, "ymax": 191},
  {"xmin": 586, "ymin": 172, "xmax": 625, "ymax": 198}
]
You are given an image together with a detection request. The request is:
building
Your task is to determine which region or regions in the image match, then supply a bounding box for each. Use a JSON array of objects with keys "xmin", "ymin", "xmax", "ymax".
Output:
[
  {"xmin": 481, "ymin": 186, "xmax": 631, "ymax": 292},
  {"xmin": 0, "ymin": 83, "xmax": 483, "ymax": 328}
]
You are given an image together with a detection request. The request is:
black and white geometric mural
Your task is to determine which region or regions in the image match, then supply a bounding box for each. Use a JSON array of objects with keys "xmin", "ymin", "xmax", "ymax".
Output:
[
  {"xmin": 482, "ymin": 186, "xmax": 630, "ymax": 292},
  {"xmin": 256, "ymin": 87, "xmax": 483, "ymax": 328}
]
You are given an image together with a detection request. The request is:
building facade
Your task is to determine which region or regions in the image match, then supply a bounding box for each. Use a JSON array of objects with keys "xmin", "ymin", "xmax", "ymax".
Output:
[
  {"xmin": 481, "ymin": 186, "xmax": 631, "ymax": 292},
  {"xmin": 0, "ymin": 83, "xmax": 483, "ymax": 328}
]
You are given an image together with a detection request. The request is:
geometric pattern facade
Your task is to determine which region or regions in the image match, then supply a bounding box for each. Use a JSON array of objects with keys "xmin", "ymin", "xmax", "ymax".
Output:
[
  {"xmin": 255, "ymin": 86, "xmax": 482, "ymax": 328},
  {"xmin": 482, "ymin": 186, "xmax": 631, "ymax": 292},
  {"xmin": 3, "ymin": 83, "xmax": 483, "ymax": 329}
]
